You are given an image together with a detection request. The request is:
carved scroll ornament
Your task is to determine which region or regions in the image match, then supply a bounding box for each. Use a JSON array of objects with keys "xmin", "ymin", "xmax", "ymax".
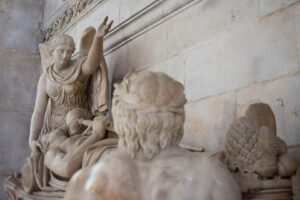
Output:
[{"xmin": 41, "ymin": 0, "xmax": 97, "ymax": 42}]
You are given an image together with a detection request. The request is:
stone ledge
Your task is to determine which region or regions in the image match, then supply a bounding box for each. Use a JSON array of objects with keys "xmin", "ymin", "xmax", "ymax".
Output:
[
  {"xmin": 41, "ymin": 0, "xmax": 203, "ymax": 56},
  {"xmin": 41, "ymin": 0, "xmax": 107, "ymax": 41},
  {"xmin": 102, "ymin": 0, "xmax": 203, "ymax": 55}
]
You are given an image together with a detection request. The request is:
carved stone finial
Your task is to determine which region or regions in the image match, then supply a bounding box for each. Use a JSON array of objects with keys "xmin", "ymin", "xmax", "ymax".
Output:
[{"xmin": 225, "ymin": 103, "xmax": 300, "ymax": 199}]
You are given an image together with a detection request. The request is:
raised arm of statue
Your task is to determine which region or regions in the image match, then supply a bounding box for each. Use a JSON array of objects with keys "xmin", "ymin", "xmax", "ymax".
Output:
[
  {"xmin": 29, "ymin": 74, "xmax": 48, "ymax": 155},
  {"xmin": 80, "ymin": 16, "xmax": 113, "ymax": 78}
]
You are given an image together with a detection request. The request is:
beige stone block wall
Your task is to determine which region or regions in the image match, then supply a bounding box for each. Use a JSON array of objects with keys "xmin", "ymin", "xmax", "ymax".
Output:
[
  {"xmin": 184, "ymin": 6, "xmax": 298, "ymax": 101},
  {"xmin": 107, "ymin": 0, "xmax": 300, "ymax": 151},
  {"xmin": 183, "ymin": 92, "xmax": 237, "ymax": 151},
  {"xmin": 41, "ymin": 0, "xmax": 300, "ymax": 155},
  {"xmin": 0, "ymin": 0, "xmax": 44, "ymax": 199},
  {"xmin": 40, "ymin": 0, "xmax": 300, "ymax": 157}
]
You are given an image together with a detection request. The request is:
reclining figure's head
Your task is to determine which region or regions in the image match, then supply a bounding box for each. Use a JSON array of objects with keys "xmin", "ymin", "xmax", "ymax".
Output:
[{"xmin": 112, "ymin": 71, "xmax": 187, "ymax": 159}]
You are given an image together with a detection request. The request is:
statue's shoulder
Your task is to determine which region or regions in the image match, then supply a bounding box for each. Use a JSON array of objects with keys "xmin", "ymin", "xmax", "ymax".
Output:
[
  {"xmin": 100, "ymin": 150, "xmax": 136, "ymax": 175},
  {"xmin": 71, "ymin": 151, "xmax": 141, "ymax": 200},
  {"xmin": 148, "ymin": 149, "xmax": 241, "ymax": 200},
  {"xmin": 78, "ymin": 150, "xmax": 137, "ymax": 186}
]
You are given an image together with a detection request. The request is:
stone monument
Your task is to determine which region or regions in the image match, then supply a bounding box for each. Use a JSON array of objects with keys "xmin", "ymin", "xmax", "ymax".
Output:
[
  {"xmin": 3, "ymin": 13, "xmax": 298, "ymax": 200},
  {"xmin": 224, "ymin": 103, "xmax": 300, "ymax": 200},
  {"xmin": 4, "ymin": 17, "xmax": 118, "ymax": 200},
  {"xmin": 65, "ymin": 71, "xmax": 242, "ymax": 200}
]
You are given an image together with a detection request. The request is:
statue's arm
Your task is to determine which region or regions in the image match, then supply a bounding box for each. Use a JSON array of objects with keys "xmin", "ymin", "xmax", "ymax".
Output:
[
  {"xmin": 29, "ymin": 74, "xmax": 48, "ymax": 152},
  {"xmin": 80, "ymin": 17, "xmax": 113, "ymax": 77}
]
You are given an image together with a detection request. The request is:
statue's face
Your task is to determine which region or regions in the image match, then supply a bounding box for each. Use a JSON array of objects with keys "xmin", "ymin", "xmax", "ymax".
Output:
[{"xmin": 52, "ymin": 45, "xmax": 73, "ymax": 69}]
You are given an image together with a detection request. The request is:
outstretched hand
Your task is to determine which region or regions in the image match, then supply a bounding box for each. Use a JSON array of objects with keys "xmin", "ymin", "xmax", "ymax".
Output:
[{"xmin": 96, "ymin": 16, "xmax": 113, "ymax": 38}]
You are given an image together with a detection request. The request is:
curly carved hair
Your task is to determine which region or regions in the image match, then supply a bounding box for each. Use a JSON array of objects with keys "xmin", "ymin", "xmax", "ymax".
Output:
[{"xmin": 112, "ymin": 71, "xmax": 187, "ymax": 159}]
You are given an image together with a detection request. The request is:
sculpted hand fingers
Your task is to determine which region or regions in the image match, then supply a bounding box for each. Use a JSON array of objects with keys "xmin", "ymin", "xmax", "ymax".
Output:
[
  {"xmin": 102, "ymin": 16, "xmax": 108, "ymax": 25},
  {"xmin": 106, "ymin": 20, "xmax": 113, "ymax": 32},
  {"xmin": 104, "ymin": 26, "xmax": 109, "ymax": 34}
]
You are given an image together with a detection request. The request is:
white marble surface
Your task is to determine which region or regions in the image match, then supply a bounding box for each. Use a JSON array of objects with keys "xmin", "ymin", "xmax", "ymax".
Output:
[
  {"xmin": 259, "ymin": 0, "xmax": 299, "ymax": 16},
  {"xmin": 147, "ymin": 53, "xmax": 185, "ymax": 85},
  {"xmin": 166, "ymin": 0, "xmax": 259, "ymax": 58},
  {"xmin": 182, "ymin": 92, "xmax": 236, "ymax": 151},
  {"xmin": 127, "ymin": 22, "xmax": 168, "ymax": 71},
  {"xmin": 184, "ymin": 4, "xmax": 298, "ymax": 101}
]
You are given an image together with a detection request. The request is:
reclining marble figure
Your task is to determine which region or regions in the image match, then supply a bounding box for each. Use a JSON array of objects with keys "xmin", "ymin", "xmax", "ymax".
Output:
[{"xmin": 65, "ymin": 71, "xmax": 242, "ymax": 200}]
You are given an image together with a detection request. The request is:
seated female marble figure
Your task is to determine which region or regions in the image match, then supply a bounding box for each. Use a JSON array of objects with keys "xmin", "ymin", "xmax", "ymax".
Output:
[
  {"xmin": 65, "ymin": 71, "xmax": 241, "ymax": 200},
  {"xmin": 20, "ymin": 17, "xmax": 114, "ymax": 193}
]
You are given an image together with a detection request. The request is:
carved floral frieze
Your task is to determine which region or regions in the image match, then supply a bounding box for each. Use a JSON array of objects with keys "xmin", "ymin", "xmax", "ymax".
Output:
[
  {"xmin": 41, "ymin": 0, "xmax": 98, "ymax": 41},
  {"xmin": 41, "ymin": 0, "xmax": 202, "ymax": 55}
]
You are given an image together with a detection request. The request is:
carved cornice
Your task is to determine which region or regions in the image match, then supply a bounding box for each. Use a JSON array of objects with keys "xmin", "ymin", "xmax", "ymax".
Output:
[
  {"xmin": 102, "ymin": 0, "xmax": 202, "ymax": 55},
  {"xmin": 41, "ymin": 0, "xmax": 106, "ymax": 41},
  {"xmin": 41, "ymin": 0, "xmax": 202, "ymax": 55}
]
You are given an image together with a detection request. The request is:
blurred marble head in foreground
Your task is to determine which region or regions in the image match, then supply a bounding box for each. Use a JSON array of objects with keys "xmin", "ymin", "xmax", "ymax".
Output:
[
  {"xmin": 65, "ymin": 71, "xmax": 241, "ymax": 200},
  {"xmin": 112, "ymin": 71, "xmax": 187, "ymax": 159}
]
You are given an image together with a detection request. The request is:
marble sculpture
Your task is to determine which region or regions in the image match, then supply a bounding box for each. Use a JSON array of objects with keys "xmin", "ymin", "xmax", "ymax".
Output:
[
  {"xmin": 225, "ymin": 103, "xmax": 300, "ymax": 199},
  {"xmin": 4, "ymin": 17, "xmax": 118, "ymax": 200},
  {"xmin": 65, "ymin": 71, "xmax": 242, "ymax": 200},
  {"xmin": 4, "ymin": 14, "xmax": 299, "ymax": 200}
]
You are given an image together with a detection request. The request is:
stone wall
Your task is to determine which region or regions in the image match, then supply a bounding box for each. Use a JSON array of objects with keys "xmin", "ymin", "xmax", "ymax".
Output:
[
  {"xmin": 41, "ymin": 0, "xmax": 300, "ymax": 160},
  {"xmin": 43, "ymin": 0, "xmax": 64, "ymax": 22},
  {"xmin": 0, "ymin": 0, "xmax": 44, "ymax": 199}
]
